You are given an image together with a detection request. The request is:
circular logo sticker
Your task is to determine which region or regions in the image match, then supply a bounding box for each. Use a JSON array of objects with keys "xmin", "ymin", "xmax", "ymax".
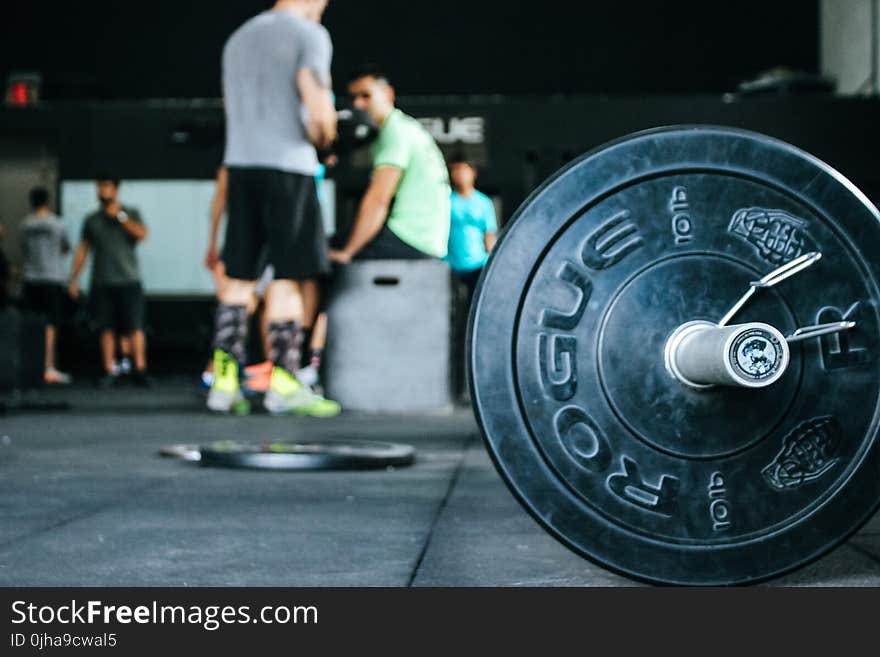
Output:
[{"xmin": 730, "ymin": 329, "xmax": 784, "ymax": 380}]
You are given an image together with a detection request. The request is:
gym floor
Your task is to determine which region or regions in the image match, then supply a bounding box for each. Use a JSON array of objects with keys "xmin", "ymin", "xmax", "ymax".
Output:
[{"xmin": 1, "ymin": 381, "xmax": 878, "ymax": 587}]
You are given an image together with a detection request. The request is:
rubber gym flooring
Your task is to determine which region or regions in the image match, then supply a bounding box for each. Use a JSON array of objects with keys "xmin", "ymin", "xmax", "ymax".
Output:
[{"xmin": 1, "ymin": 381, "xmax": 879, "ymax": 587}]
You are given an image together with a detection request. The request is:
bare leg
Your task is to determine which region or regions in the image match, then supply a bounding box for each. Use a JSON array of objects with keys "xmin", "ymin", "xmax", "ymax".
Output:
[
  {"xmin": 311, "ymin": 311, "xmax": 327, "ymax": 351},
  {"xmin": 300, "ymin": 278, "xmax": 319, "ymax": 329},
  {"xmin": 220, "ymin": 278, "xmax": 258, "ymax": 308},
  {"xmin": 246, "ymin": 290, "xmax": 259, "ymax": 316},
  {"xmin": 131, "ymin": 330, "xmax": 147, "ymax": 372},
  {"xmin": 260, "ymin": 303, "xmax": 271, "ymax": 361},
  {"xmin": 212, "ymin": 261, "xmax": 229, "ymax": 298},
  {"xmin": 100, "ymin": 330, "xmax": 116, "ymax": 374},
  {"xmin": 264, "ymin": 280, "xmax": 303, "ymax": 323},
  {"xmin": 45, "ymin": 325, "xmax": 56, "ymax": 371}
]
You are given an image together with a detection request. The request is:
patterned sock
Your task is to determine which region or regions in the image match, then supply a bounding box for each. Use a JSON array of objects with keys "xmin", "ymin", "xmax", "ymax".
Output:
[
  {"xmin": 309, "ymin": 348, "xmax": 323, "ymax": 372},
  {"xmin": 213, "ymin": 304, "xmax": 249, "ymax": 364},
  {"xmin": 268, "ymin": 321, "xmax": 304, "ymax": 375}
]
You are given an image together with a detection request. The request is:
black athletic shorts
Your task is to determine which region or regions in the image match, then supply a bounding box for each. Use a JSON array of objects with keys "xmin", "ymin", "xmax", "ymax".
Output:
[
  {"xmin": 22, "ymin": 282, "xmax": 66, "ymax": 327},
  {"xmin": 91, "ymin": 283, "xmax": 145, "ymax": 333},
  {"xmin": 321, "ymin": 227, "xmax": 432, "ymax": 314},
  {"xmin": 454, "ymin": 267, "xmax": 483, "ymax": 302},
  {"xmin": 223, "ymin": 167, "xmax": 330, "ymax": 281},
  {"xmin": 355, "ymin": 224, "xmax": 432, "ymax": 260}
]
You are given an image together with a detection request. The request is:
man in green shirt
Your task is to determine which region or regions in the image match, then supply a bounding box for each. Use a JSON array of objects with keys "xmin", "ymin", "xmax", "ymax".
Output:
[{"xmin": 329, "ymin": 67, "xmax": 450, "ymax": 263}]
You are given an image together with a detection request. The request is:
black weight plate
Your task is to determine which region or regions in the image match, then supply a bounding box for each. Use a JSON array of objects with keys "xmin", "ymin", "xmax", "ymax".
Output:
[
  {"xmin": 334, "ymin": 107, "xmax": 380, "ymax": 155},
  {"xmin": 199, "ymin": 440, "xmax": 416, "ymax": 471},
  {"xmin": 158, "ymin": 444, "xmax": 201, "ymax": 462},
  {"xmin": 469, "ymin": 125, "xmax": 880, "ymax": 585}
]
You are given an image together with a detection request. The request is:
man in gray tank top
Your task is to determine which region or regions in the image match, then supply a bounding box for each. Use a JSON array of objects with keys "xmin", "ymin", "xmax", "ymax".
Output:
[
  {"xmin": 209, "ymin": 0, "xmax": 339, "ymax": 417},
  {"xmin": 20, "ymin": 187, "xmax": 72, "ymax": 384}
]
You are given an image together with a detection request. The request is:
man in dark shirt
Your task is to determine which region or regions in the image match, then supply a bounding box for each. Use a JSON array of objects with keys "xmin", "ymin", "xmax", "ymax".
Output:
[{"xmin": 69, "ymin": 175, "xmax": 151, "ymax": 386}]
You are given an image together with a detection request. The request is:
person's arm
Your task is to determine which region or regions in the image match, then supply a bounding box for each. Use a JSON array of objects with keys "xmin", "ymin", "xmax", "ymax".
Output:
[
  {"xmin": 68, "ymin": 240, "xmax": 89, "ymax": 298},
  {"xmin": 297, "ymin": 68, "xmax": 337, "ymax": 151},
  {"xmin": 117, "ymin": 211, "xmax": 147, "ymax": 241},
  {"xmin": 297, "ymin": 27, "xmax": 336, "ymax": 151},
  {"xmin": 483, "ymin": 196, "xmax": 499, "ymax": 253},
  {"xmin": 330, "ymin": 166, "xmax": 403, "ymax": 263},
  {"xmin": 205, "ymin": 166, "xmax": 228, "ymax": 270},
  {"xmin": 484, "ymin": 231, "xmax": 497, "ymax": 253}
]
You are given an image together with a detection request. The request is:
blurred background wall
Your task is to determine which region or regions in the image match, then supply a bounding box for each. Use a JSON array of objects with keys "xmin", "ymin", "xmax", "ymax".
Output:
[{"xmin": 3, "ymin": 1, "xmax": 820, "ymax": 99}]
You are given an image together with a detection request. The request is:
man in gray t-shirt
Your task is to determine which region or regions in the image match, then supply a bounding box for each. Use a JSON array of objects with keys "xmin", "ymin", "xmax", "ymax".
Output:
[
  {"xmin": 223, "ymin": 11, "xmax": 332, "ymax": 175},
  {"xmin": 20, "ymin": 187, "xmax": 72, "ymax": 383},
  {"xmin": 69, "ymin": 176, "xmax": 152, "ymax": 387},
  {"xmin": 21, "ymin": 199, "xmax": 70, "ymax": 285},
  {"xmin": 208, "ymin": 0, "xmax": 338, "ymax": 417}
]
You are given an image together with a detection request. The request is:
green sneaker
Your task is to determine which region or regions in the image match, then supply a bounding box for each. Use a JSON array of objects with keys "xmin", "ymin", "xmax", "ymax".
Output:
[
  {"xmin": 263, "ymin": 367, "xmax": 341, "ymax": 417},
  {"xmin": 207, "ymin": 349, "xmax": 250, "ymax": 415}
]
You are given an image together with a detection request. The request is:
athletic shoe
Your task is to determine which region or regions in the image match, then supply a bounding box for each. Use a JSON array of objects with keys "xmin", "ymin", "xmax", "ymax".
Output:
[
  {"xmin": 263, "ymin": 367, "xmax": 341, "ymax": 417},
  {"xmin": 301, "ymin": 391, "xmax": 339, "ymax": 417},
  {"xmin": 207, "ymin": 349, "xmax": 250, "ymax": 415},
  {"xmin": 44, "ymin": 368, "xmax": 72, "ymax": 385},
  {"xmin": 295, "ymin": 364, "xmax": 318, "ymax": 388},
  {"xmin": 294, "ymin": 365, "xmax": 326, "ymax": 395}
]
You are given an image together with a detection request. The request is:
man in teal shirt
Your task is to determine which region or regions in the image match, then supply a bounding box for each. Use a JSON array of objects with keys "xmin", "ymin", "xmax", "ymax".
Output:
[
  {"xmin": 446, "ymin": 154, "xmax": 497, "ymax": 299},
  {"xmin": 329, "ymin": 67, "xmax": 450, "ymax": 263}
]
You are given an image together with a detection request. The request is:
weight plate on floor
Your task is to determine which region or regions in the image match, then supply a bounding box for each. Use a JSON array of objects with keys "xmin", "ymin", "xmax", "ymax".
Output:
[
  {"xmin": 469, "ymin": 125, "xmax": 880, "ymax": 585},
  {"xmin": 199, "ymin": 440, "xmax": 416, "ymax": 471},
  {"xmin": 158, "ymin": 444, "xmax": 201, "ymax": 462}
]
